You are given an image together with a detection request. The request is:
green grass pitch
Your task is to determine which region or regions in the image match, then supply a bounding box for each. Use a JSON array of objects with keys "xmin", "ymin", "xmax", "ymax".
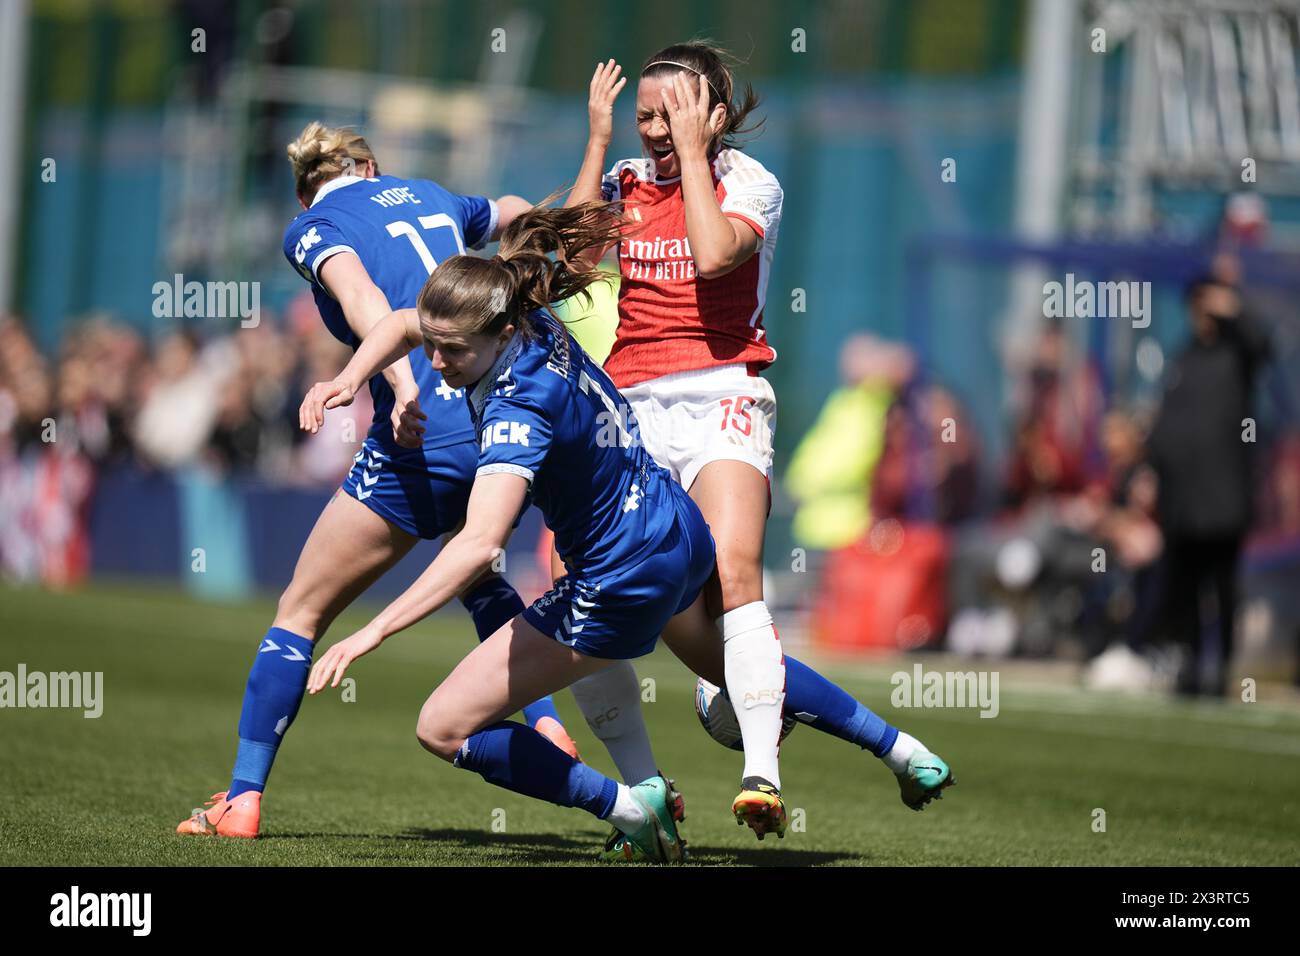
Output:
[{"xmin": 2, "ymin": 582, "xmax": 1297, "ymax": 866}]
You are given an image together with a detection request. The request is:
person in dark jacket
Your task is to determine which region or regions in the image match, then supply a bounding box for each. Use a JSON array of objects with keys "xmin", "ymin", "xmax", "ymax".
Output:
[{"xmin": 1147, "ymin": 275, "xmax": 1272, "ymax": 695}]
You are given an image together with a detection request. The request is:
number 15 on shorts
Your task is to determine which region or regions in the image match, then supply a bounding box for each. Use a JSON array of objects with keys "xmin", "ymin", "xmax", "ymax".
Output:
[{"xmin": 719, "ymin": 396, "xmax": 756, "ymax": 436}]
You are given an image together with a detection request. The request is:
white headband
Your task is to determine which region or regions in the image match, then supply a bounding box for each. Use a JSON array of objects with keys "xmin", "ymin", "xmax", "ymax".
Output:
[{"xmin": 642, "ymin": 60, "xmax": 724, "ymax": 102}]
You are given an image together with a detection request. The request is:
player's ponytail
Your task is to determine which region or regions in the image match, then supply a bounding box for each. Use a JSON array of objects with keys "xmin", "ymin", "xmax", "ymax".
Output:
[
  {"xmin": 415, "ymin": 195, "xmax": 625, "ymax": 344},
  {"xmin": 495, "ymin": 199, "xmax": 626, "ymax": 322},
  {"xmin": 286, "ymin": 122, "xmax": 379, "ymax": 204},
  {"xmin": 641, "ymin": 40, "xmax": 764, "ymax": 150}
]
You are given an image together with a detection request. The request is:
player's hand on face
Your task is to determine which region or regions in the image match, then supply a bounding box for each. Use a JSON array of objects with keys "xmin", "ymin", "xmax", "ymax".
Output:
[
  {"xmin": 299, "ymin": 379, "xmax": 355, "ymax": 434},
  {"xmin": 662, "ymin": 72, "xmax": 720, "ymax": 160},
  {"xmin": 307, "ymin": 624, "xmax": 384, "ymax": 695},
  {"xmin": 391, "ymin": 396, "xmax": 427, "ymax": 448},
  {"xmin": 588, "ymin": 59, "xmax": 626, "ymax": 146}
]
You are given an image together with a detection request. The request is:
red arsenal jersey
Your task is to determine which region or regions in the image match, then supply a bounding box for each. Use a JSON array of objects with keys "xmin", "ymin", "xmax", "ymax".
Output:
[{"xmin": 600, "ymin": 148, "xmax": 783, "ymax": 388}]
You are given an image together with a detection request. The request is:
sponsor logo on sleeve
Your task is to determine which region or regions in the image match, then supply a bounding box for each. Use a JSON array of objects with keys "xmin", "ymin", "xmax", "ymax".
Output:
[{"xmin": 481, "ymin": 421, "xmax": 531, "ymax": 450}]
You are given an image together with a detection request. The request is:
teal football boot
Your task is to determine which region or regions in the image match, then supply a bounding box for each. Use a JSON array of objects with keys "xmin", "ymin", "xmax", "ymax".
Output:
[
  {"xmin": 896, "ymin": 750, "xmax": 955, "ymax": 811},
  {"xmin": 601, "ymin": 775, "xmax": 687, "ymax": 863}
]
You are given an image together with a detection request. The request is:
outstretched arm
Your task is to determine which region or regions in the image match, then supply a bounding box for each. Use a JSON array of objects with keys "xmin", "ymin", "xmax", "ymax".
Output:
[
  {"xmin": 319, "ymin": 253, "xmax": 425, "ymax": 446},
  {"xmin": 566, "ymin": 60, "xmax": 626, "ymax": 269},
  {"xmin": 306, "ymin": 472, "xmax": 529, "ymax": 692},
  {"xmin": 569, "ymin": 60, "xmax": 624, "ymax": 208},
  {"xmin": 299, "ymin": 308, "xmax": 423, "ymax": 434}
]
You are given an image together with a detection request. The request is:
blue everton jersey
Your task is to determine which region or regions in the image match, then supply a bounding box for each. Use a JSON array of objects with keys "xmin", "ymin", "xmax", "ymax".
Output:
[
  {"xmin": 469, "ymin": 311, "xmax": 679, "ymax": 576},
  {"xmin": 283, "ymin": 174, "xmax": 498, "ymax": 449}
]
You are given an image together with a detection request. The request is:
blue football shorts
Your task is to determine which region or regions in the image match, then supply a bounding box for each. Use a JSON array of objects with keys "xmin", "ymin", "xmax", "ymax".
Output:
[
  {"xmin": 341, "ymin": 435, "xmax": 477, "ymax": 540},
  {"xmin": 523, "ymin": 482, "xmax": 716, "ymax": 659}
]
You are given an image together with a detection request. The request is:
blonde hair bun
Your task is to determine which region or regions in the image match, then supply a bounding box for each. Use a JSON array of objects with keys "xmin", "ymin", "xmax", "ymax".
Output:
[{"xmin": 286, "ymin": 121, "xmax": 378, "ymax": 202}]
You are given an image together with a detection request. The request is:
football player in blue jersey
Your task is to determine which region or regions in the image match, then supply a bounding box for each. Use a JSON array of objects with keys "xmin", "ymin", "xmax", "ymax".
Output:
[
  {"xmin": 177, "ymin": 123, "xmax": 584, "ymax": 839},
  {"xmin": 300, "ymin": 196, "xmax": 956, "ymax": 861},
  {"xmin": 299, "ymin": 201, "xmax": 715, "ymax": 861}
]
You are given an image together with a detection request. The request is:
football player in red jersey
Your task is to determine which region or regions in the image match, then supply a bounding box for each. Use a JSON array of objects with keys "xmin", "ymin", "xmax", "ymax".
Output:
[{"xmin": 565, "ymin": 43, "xmax": 953, "ymax": 844}]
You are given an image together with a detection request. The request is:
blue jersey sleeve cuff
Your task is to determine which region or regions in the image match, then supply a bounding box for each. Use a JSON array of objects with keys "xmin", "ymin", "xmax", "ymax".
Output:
[
  {"xmin": 476, "ymin": 462, "xmax": 534, "ymax": 484},
  {"xmin": 309, "ymin": 245, "xmax": 358, "ymax": 284},
  {"xmin": 471, "ymin": 200, "xmax": 499, "ymax": 251}
]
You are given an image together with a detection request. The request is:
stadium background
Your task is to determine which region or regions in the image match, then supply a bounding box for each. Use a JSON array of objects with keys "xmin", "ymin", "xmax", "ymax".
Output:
[
  {"xmin": 2, "ymin": 0, "xmax": 1299, "ymax": 867},
  {"xmin": 9, "ymin": 0, "xmax": 1040, "ymax": 603}
]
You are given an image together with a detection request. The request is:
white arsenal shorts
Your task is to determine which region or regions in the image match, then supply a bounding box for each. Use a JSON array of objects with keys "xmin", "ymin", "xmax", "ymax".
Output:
[{"xmin": 620, "ymin": 363, "xmax": 777, "ymax": 492}]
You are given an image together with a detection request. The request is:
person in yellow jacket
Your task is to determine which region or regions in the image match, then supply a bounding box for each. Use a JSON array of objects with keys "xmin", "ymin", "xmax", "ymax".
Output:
[{"xmin": 786, "ymin": 335, "xmax": 915, "ymax": 550}]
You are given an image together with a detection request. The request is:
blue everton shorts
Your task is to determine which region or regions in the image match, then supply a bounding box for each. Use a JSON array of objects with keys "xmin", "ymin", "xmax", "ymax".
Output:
[
  {"xmin": 523, "ymin": 483, "xmax": 716, "ymax": 659},
  {"xmin": 341, "ymin": 435, "xmax": 477, "ymax": 540}
]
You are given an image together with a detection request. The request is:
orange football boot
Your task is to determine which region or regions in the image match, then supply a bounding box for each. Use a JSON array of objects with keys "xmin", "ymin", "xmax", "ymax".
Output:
[
  {"xmin": 732, "ymin": 776, "xmax": 787, "ymax": 841},
  {"xmin": 533, "ymin": 716, "xmax": 583, "ymax": 762},
  {"xmin": 176, "ymin": 790, "xmax": 261, "ymax": 838}
]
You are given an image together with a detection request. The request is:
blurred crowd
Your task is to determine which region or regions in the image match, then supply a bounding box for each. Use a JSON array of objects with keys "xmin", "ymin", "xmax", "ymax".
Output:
[
  {"xmin": 0, "ymin": 293, "xmax": 371, "ymax": 478},
  {"xmin": 0, "ymin": 291, "xmax": 371, "ymax": 583},
  {"xmin": 793, "ymin": 260, "xmax": 1298, "ymax": 696}
]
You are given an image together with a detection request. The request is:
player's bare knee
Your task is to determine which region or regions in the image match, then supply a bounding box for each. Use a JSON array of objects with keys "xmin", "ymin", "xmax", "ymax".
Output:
[
  {"xmin": 714, "ymin": 559, "xmax": 764, "ymax": 612},
  {"xmin": 415, "ymin": 709, "xmax": 461, "ymax": 761},
  {"xmin": 272, "ymin": 589, "xmax": 323, "ymax": 640}
]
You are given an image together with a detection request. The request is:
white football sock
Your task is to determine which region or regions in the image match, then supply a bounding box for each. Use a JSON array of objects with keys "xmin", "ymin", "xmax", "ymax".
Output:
[
  {"xmin": 721, "ymin": 601, "xmax": 786, "ymax": 790},
  {"xmin": 606, "ymin": 784, "xmax": 649, "ymax": 835},
  {"xmin": 883, "ymin": 731, "xmax": 925, "ymax": 774},
  {"xmin": 569, "ymin": 661, "xmax": 659, "ymax": 784}
]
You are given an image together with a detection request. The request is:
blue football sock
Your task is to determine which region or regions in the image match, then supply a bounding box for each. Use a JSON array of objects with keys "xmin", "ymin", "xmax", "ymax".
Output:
[
  {"xmin": 454, "ymin": 720, "xmax": 618, "ymax": 818},
  {"xmin": 228, "ymin": 627, "xmax": 314, "ymax": 799},
  {"xmin": 521, "ymin": 697, "xmax": 563, "ymax": 726},
  {"xmin": 460, "ymin": 575, "xmax": 525, "ymax": 640},
  {"xmin": 460, "ymin": 577, "xmax": 563, "ymax": 728},
  {"xmin": 784, "ymin": 656, "xmax": 899, "ymax": 758}
]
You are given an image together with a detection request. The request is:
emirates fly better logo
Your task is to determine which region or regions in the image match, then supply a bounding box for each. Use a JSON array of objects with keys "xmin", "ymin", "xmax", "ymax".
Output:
[{"xmin": 620, "ymin": 234, "xmax": 696, "ymax": 281}]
